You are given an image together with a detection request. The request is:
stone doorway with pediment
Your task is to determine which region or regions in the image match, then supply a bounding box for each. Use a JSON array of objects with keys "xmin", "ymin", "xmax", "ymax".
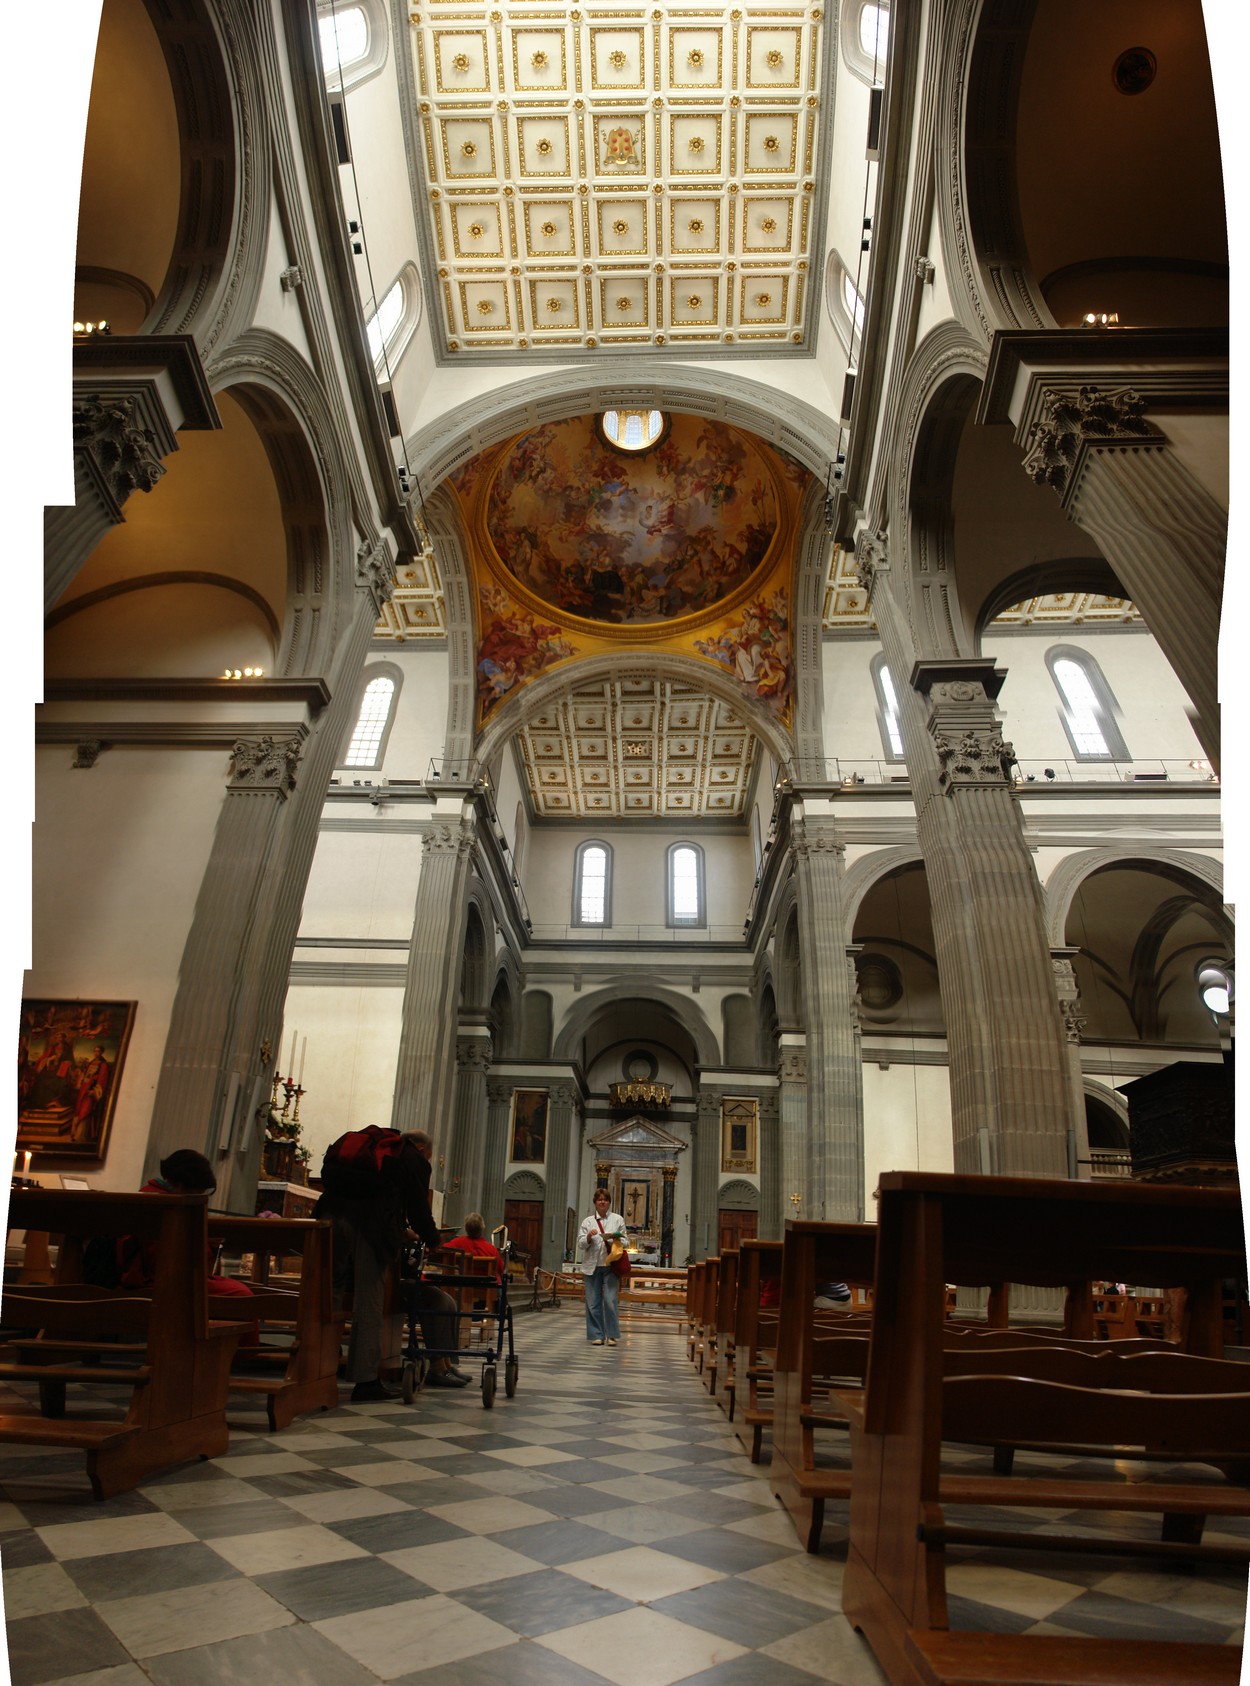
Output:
[{"xmin": 587, "ymin": 1115, "xmax": 687, "ymax": 1267}]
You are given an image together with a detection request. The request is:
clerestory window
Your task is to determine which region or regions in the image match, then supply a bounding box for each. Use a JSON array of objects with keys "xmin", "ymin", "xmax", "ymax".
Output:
[
  {"xmin": 1046, "ymin": 646, "xmax": 1129, "ymax": 761},
  {"xmin": 667, "ymin": 842, "xmax": 706, "ymax": 928},
  {"xmin": 340, "ymin": 669, "xmax": 400, "ymax": 769},
  {"xmin": 573, "ymin": 841, "xmax": 612, "ymax": 927}
]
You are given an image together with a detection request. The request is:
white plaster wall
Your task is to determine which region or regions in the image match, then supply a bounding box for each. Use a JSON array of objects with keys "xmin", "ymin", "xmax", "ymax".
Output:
[
  {"xmin": 29, "ymin": 745, "xmax": 227, "ymax": 1191},
  {"xmin": 821, "ymin": 637, "xmax": 889, "ymax": 766},
  {"xmin": 522, "ymin": 824, "xmax": 755, "ymax": 932},
  {"xmin": 297, "ymin": 824, "xmax": 423, "ymax": 941},
  {"xmin": 376, "ymin": 648, "xmax": 451, "ymax": 779},
  {"xmin": 280, "ymin": 983, "xmax": 406, "ymax": 1171},
  {"xmin": 861, "ymin": 1060, "xmax": 954, "ymax": 1207}
]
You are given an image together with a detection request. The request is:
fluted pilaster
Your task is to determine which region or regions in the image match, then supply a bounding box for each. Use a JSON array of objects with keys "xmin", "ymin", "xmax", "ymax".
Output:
[
  {"xmin": 791, "ymin": 817, "xmax": 863, "ymax": 1219},
  {"xmin": 444, "ymin": 1034, "xmax": 493, "ymax": 1225},
  {"xmin": 541, "ymin": 1082, "xmax": 578, "ymax": 1271},
  {"xmin": 758, "ymin": 1091, "xmax": 781, "ymax": 1239},
  {"xmin": 692, "ymin": 1089, "xmax": 722, "ymax": 1259},
  {"xmin": 777, "ymin": 1038, "xmax": 807, "ymax": 1217},
  {"xmin": 480, "ymin": 1078, "xmax": 513, "ymax": 1229},
  {"xmin": 391, "ymin": 816, "xmax": 478, "ymax": 1138}
]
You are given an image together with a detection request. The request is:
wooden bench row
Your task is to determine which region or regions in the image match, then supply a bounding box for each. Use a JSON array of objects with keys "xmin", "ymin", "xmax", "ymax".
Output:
[{"xmin": 683, "ymin": 1175, "xmax": 1249, "ymax": 1686}]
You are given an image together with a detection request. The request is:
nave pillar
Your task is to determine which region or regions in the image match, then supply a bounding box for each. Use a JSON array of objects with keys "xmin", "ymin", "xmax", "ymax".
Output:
[
  {"xmin": 391, "ymin": 811, "xmax": 478, "ymax": 1143},
  {"xmin": 757, "ymin": 1092, "xmax": 781, "ymax": 1240},
  {"xmin": 777, "ymin": 1039, "xmax": 807, "ymax": 1225},
  {"xmin": 691, "ymin": 1089, "xmax": 723, "ymax": 1258},
  {"xmin": 444, "ymin": 1031, "xmax": 493, "ymax": 1226},
  {"xmin": 479, "ymin": 1078, "xmax": 513, "ymax": 1231},
  {"xmin": 46, "ymin": 336, "xmax": 220, "ymax": 613},
  {"xmin": 979, "ymin": 332, "xmax": 1227, "ymax": 770},
  {"xmin": 540, "ymin": 1082, "xmax": 579, "ymax": 1272},
  {"xmin": 791, "ymin": 817, "xmax": 864, "ymax": 1220},
  {"xmin": 857, "ymin": 537, "xmax": 1076, "ymax": 1178}
]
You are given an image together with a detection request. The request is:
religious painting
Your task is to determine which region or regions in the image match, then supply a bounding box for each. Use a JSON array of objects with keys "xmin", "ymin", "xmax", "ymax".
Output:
[
  {"xmin": 483, "ymin": 415, "xmax": 778, "ymax": 627},
  {"xmin": 695, "ymin": 588, "xmax": 792, "ymax": 718},
  {"xmin": 619, "ymin": 1176, "xmax": 652, "ymax": 1230},
  {"xmin": 721, "ymin": 1096, "xmax": 758, "ymax": 1175},
  {"xmin": 510, "ymin": 1088, "xmax": 549, "ymax": 1163},
  {"xmin": 17, "ymin": 999, "xmax": 136, "ymax": 1166},
  {"xmin": 477, "ymin": 583, "xmax": 575, "ymax": 723}
]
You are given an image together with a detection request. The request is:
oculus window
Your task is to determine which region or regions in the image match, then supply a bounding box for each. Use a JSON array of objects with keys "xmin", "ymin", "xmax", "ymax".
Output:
[
  {"xmin": 1046, "ymin": 646, "xmax": 1129, "ymax": 761},
  {"xmin": 668, "ymin": 842, "xmax": 705, "ymax": 928},
  {"xmin": 341, "ymin": 669, "xmax": 400, "ymax": 769},
  {"xmin": 598, "ymin": 409, "xmax": 668, "ymax": 454},
  {"xmin": 1197, "ymin": 961, "xmax": 1233, "ymax": 1017},
  {"xmin": 574, "ymin": 841, "xmax": 611, "ymax": 927}
]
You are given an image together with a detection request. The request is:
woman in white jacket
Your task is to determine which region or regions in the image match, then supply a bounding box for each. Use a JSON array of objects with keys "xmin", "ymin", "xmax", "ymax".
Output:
[{"xmin": 576, "ymin": 1186, "xmax": 628, "ymax": 1345}]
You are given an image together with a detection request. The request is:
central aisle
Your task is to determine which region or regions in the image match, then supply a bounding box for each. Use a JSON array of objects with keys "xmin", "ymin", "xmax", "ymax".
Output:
[{"xmin": 2, "ymin": 1307, "xmax": 888, "ymax": 1685}]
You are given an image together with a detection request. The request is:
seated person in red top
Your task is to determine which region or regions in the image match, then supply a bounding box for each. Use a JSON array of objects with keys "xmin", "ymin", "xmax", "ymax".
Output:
[
  {"xmin": 120, "ymin": 1149, "xmax": 257, "ymax": 1342},
  {"xmin": 442, "ymin": 1212, "xmax": 505, "ymax": 1281}
]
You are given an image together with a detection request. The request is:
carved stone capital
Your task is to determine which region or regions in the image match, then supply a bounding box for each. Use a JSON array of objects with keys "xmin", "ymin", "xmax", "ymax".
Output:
[
  {"xmin": 356, "ymin": 538, "xmax": 397, "ymax": 610},
  {"xmin": 791, "ymin": 817, "xmax": 844, "ymax": 860},
  {"xmin": 486, "ymin": 1079, "xmax": 512, "ymax": 1106},
  {"xmin": 550, "ymin": 1082, "xmax": 578, "ymax": 1111},
  {"xmin": 1021, "ymin": 384, "xmax": 1162, "ymax": 497},
  {"xmin": 73, "ymin": 740, "xmax": 103, "ymax": 769},
  {"xmin": 696, "ymin": 1090, "xmax": 723, "ymax": 1125},
  {"xmin": 1051, "ymin": 951, "xmax": 1086, "ymax": 1045},
  {"xmin": 661, "ymin": 1163, "xmax": 679, "ymax": 1182},
  {"xmin": 779, "ymin": 1047, "xmax": 807, "ymax": 1085},
  {"xmin": 73, "ymin": 393, "xmax": 166, "ymax": 507},
  {"xmin": 422, "ymin": 821, "xmax": 475, "ymax": 857},
  {"xmin": 852, "ymin": 528, "xmax": 889, "ymax": 594},
  {"xmin": 931, "ymin": 728, "xmax": 1016, "ymax": 792},
  {"xmin": 758, "ymin": 1093, "xmax": 779, "ymax": 1125},
  {"xmin": 228, "ymin": 734, "xmax": 301, "ymax": 793},
  {"xmin": 456, "ymin": 1038, "xmax": 492, "ymax": 1074}
]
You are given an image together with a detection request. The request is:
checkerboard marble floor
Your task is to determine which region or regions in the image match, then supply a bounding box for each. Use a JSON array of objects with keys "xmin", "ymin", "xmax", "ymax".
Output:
[{"xmin": 1, "ymin": 1310, "xmax": 1246, "ymax": 1685}]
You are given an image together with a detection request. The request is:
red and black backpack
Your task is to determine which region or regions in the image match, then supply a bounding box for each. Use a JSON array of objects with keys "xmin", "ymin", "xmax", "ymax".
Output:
[{"xmin": 320, "ymin": 1126, "xmax": 406, "ymax": 1198}]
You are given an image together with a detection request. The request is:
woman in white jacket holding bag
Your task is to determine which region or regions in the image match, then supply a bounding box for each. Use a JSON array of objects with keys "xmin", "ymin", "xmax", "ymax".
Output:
[{"xmin": 576, "ymin": 1186, "xmax": 628, "ymax": 1345}]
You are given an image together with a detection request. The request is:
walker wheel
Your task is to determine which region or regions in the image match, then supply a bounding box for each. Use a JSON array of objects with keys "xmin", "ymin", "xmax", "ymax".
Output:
[
  {"xmin": 401, "ymin": 1360, "xmax": 419, "ymax": 1404},
  {"xmin": 482, "ymin": 1364, "xmax": 497, "ymax": 1408},
  {"xmin": 505, "ymin": 1356, "xmax": 519, "ymax": 1398}
]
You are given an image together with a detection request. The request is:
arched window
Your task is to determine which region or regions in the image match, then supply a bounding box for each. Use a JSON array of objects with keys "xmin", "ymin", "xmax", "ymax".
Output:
[
  {"xmin": 668, "ymin": 842, "xmax": 706, "ymax": 928},
  {"xmin": 317, "ymin": 1, "xmax": 389, "ymax": 91},
  {"xmin": 365, "ymin": 264, "xmax": 422, "ymax": 375},
  {"xmin": 340, "ymin": 666, "xmax": 401, "ymax": 769},
  {"xmin": 870, "ymin": 653, "xmax": 905, "ymax": 761},
  {"xmin": 840, "ymin": 0, "xmax": 889, "ymax": 84},
  {"xmin": 1046, "ymin": 646, "xmax": 1129, "ymax": 761},
  {"xmin": 573, "ymin": 841, "xmax": 612, "ymax": 927},
  {"xmin": 824, "ymin": 250, "xmax": 865, "ymax": 351},
  {"xmin": 1197, "ymin": 959, "xmax": 1233, "ymax": 1017}
]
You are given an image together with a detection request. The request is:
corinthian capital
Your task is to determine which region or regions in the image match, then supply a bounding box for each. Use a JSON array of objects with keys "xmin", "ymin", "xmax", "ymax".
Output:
[
  {"xmin": 422, "ymin": 820, "xmax": 475, "ymax": 857},
  {"xmin": 1021, "ymin": 384, "xmax": 1161, "ymax": 497},
  {"xmin": 791, "ymin": 816, "xmax": 845, "ymax": 860},
  {"xmin": 356, "ymin": 538, "xmax": 398, "ymax": 610},
  {"xmin": 931, "ymin": 729, "xmax": 1016, "ymax": 792},
  {"xmin": 73, "ymin": 394, "xmax": 166, "ymax": 506},
  {"xmin": 852, "ymin": 528, "xmax": 889, "ymax": 594},
  {"xmin": 228, "ymin": 734, "xmax": 301, "ymax": 793}
]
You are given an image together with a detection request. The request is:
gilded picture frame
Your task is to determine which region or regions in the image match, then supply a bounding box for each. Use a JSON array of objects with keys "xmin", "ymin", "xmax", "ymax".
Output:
[
  {"xmin": 509, "ymin": 1087, "xmax": 549, "ymax": 1163},
  {"xmin": 720, "ymin": 1096, "xmax": 758, "ymax": 1174},
  {"xmin": 17, "ymin": 999, "xmax": 137, "ymax": 1166}
]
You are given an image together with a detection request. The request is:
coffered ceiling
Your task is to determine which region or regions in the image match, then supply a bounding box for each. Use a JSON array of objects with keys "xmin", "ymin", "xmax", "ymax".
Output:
[
  {"xmin": 405, "ymin": 1, "xmax": 827, "ymax": 355},
  {"xmin": 513, "ymin": 673, "xmax": 758, "ymax": 818}
]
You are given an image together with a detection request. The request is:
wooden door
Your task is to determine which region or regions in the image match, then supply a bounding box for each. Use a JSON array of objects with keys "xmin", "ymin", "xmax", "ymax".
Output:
[
  {"xmin": 718, "ymin": 1208, "xmax": 758, "ymax": 1255},
  {"xmin": 503, "ymin": 1199, "xmax": 543, "ymax": 1278}
]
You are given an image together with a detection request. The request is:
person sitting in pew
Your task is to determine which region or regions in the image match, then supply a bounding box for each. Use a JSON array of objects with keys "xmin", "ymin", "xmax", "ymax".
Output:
[
  {"xmin": 119, "ymin": 1149, "xmax": 258, "ymax": 1343},
  {"xmin": 814, "ymin": 1281, "xmax": 851, "ymax": 1308},
  {"xmin": 441, "ymin": 1212, "xmax": 505, "ymax": 1282}
]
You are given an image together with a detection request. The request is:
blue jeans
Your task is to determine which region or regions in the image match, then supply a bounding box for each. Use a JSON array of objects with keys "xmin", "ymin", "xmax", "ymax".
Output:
[{"xmin": 584, "ymin": 1266, "xmax": 619, "ymax": 1340}]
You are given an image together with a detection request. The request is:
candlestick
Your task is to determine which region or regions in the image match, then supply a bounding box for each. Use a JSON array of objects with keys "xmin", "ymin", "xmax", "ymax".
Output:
[
  {"xmin": 297, "ymin": 1035, "xmax": 306, "ymax": 1084},
  {"xmin": 23, "ymin": 1151, "xmax": 32, "ymax": 1176}
]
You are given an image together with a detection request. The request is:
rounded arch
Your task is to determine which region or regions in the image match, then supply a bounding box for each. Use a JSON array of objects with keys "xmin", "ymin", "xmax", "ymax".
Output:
[
  {"xmin": 504, "ymin": 1169, "xmax": 546, "ymax": 1200},
  {"xmin": 489, "ymin": 954, "xmax": 521, "ymax": 1058},
  {"xmin": 774, "ymin": 901, "xmax": 803, "ymax": 1033},
  {"xmin": 722, "ymin": 995, "xmax": 756, "ymax": 1058},
  {"xmin": 1084, "ymin": 1083, "xmax": 1130, "ymax": 1152},
  {"xmin": 520, "ymin": 990, "xmax": 554, "ymax": 1060},
  {"xmin": 975, "ymin": 557, "xmax": 1126, "ymax": 640},
  {"xmin": 1044, "ymin": 848, "xmax": 1225, "ymax": 948},
  {"xmin": 842, "ymin": 845, "xmax": 926, "ymax": 932},
  {"xmin": 459, "ymin": 898, "xmax": 492, "ymax": 1012},
  {"xmin": 717, "ymin": 1178, "xmax": 760, "ymax": 1210},
  {"xmin": 469, "ymin": 650, "xmax": 796, "ymax": 784},
  {"xmin": 552, "ymin": 982, "xmax": 720, "ymax": 1070},
  {"xmin": 208, "ymin": 332, "xmax": 360, "ymax": 674}
]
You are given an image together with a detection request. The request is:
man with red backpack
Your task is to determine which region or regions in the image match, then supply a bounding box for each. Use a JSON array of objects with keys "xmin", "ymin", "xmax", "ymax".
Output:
[{"xmin": 316, "ymin": 1127, "xmax": 468, "ymax": 1400}]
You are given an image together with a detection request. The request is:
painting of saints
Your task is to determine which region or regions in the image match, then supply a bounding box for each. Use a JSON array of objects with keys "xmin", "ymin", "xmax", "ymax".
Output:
[{"xmin": 510, "ymin": 1090, "xmax": 549, "ymax": 1163}]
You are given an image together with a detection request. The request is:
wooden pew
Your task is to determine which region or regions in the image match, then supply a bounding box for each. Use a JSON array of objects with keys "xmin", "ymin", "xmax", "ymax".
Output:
[
  {"xmin": 0, "ymin": 1189, "xmax": 248, "ymax": 1498},
  {"xmin": 733, "ymin": 1239, "xmax": 782, "ymax": 1461},
  {"xmin": 769, "ymin": 1220, "xmax": 879, "ymax": 1551},
  {"xmin": 208, "ymin": 1215, "xmax": 342, "ymax": 1431},
  {"xmin": 621, "ymin": 1266, "xmax": 687, "ymax": 1318},
  {"xmin": 714, "ymin": 1247, "xmax": 740, "ymax": 1419},
  {"xmin": 842, "ymin": 1172, "xmax": 1249, "ymax": 1686},
  {"xmin": 700, "ymin": 1256, "xmax": 722, "ymax": 1390}
]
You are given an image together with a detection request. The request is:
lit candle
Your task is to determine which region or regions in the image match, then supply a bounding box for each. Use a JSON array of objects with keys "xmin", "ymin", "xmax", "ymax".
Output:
[
  {"xmin": 298, "ymin": 1036, "xmax": 307, "ymax": 1084},
  {"xmin": 287, "ymin": 1029, "xmax": 296, "ymax": 1080},
  {"xmin": 23, "ymin": 1152, "xmax": 32, "ymax": 1176}
]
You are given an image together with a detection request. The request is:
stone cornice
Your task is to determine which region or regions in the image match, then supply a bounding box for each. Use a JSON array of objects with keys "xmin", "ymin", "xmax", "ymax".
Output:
[
  {"xmin": 40, "ymin": 677, "xmax": 331, "ymax": 709},
  {"xmin": 72, "ymin": 334, "xmax": 220, "ymax": 431},
  {"xmin": 37, "ymin": 720, "xmax": 311, "ymax": 750}
]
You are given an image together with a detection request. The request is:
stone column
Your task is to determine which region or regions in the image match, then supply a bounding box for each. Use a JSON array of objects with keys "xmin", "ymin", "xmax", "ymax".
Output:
[
  {"xmin": 540, "ymin": 1082, "xmax": 578, "ymax": 1271},
  {"xmin": 391, "ymin": 814, "xmax": 478, "ymax": 1137},
  {"xmin": 857, "ymin": 537, "xmax": 1076, "ymax": 1178},
  {"xmin": 1052, "ymin": 949, "xmax": 1091, "ymax": 1179},
  {"xmin": 791, "ymin": 817, "xmax": 864, "ymax": 1220},
  {"xmin": 444, "ymin": 1033, "xmax": 492, "ymax": 1226},
  {"xmin": 479, "ymin": 1078, "xmax": 513, "ymax": 1229},
  {"xmin": 692, "ymin": 1089, "xmax": 722, "ymax": 1259},
  {"xmin": 777, "ymin": 1039, "xmax": 807, "ymax": 1215},
  {"xmin": 660, "ymin": 1164, "xmax": 678, "ymax": 1265},
  {"xmin": 47, "ymin": 337, "xmax": 220, "ymax": 612},
  {"xmin": 1016, "ymin": 383, "xmax": 1224, "ymax": 766},
  {"xmin": 758, "ymin": 1092, "xmax": 781, "ymax": 1240}
]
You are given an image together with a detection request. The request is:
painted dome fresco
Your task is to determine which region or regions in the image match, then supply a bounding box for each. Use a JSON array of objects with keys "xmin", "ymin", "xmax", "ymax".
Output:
[{"xmin": 484, "ymin": 414, "xmax": 779, "ymax": 626}]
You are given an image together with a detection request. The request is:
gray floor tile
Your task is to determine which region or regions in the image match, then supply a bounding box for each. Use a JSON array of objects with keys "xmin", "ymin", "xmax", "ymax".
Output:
[
  {"xmin": 451, "ymin": 1566, "xmax": 635, "ymax": 1635},
  {"xmin": 675, "ymin": 1651, "xmax": 826, "ymax": 1686},
  {"xmin": 0, "ymin": 1529, "xmax": 55, "ymax": 1568},
  {"xmin": 650, "ymin": 1577, "xmax": 834, "ymax": 1648},
  {"xmin": 63, "ymin": 1543, "xmax": 242, "ymax": 1602},
  {"xmin": 649, "ymin": 1526, "xmax": 801, "ymax": 1575},
  {"xmin": 140, "ymin": 1618, "xmax": 380, "ymax": 1685},
  {"xmin": 393, "ymin": 1637, "xmax": 614, "ymax": 1685},
  {"xmin": 328, "ymin": 1508, "xmax": 471, "ymax": 1553},
  {"xmin": 172, "ymin": 1501, "xmax": 316, "ymax": 1541},
  {"xmin": 256, "ymin": 1555, "xmax": 437, "ymax": 1619},
  {"xmin": 7, "ymin": 1607, "xmax": 132, "ymax": 1686},
  {"xmin": 489, "ymin": 1519, "xmax": 633, "ymax": 1565}
]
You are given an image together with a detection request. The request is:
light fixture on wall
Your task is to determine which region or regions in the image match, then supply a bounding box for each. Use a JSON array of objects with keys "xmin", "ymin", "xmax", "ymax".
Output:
[
  {"xmin": 1081, "ymin": 312, "xmax": 1119, "ymax": 327},
  {"xmin": 221, "ymin": 667, "xmax": 265, "ymax": 679},
  {"xmin": 72, "ymin": 320, "xmax": 111, "ymax": 337}
]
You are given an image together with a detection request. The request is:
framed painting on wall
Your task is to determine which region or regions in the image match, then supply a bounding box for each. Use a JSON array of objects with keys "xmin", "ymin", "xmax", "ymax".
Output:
[
  {"xmin": 17, "ymin": 999, "xmax": 136, "ymax": 1166},
  {"xmin": 721, "ymin": 1096, "xmax": 758, "ymax": 1174},
  {"xmin": 510, "ymin": 1088, "xmax": 549, "ymax": 1163}
]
